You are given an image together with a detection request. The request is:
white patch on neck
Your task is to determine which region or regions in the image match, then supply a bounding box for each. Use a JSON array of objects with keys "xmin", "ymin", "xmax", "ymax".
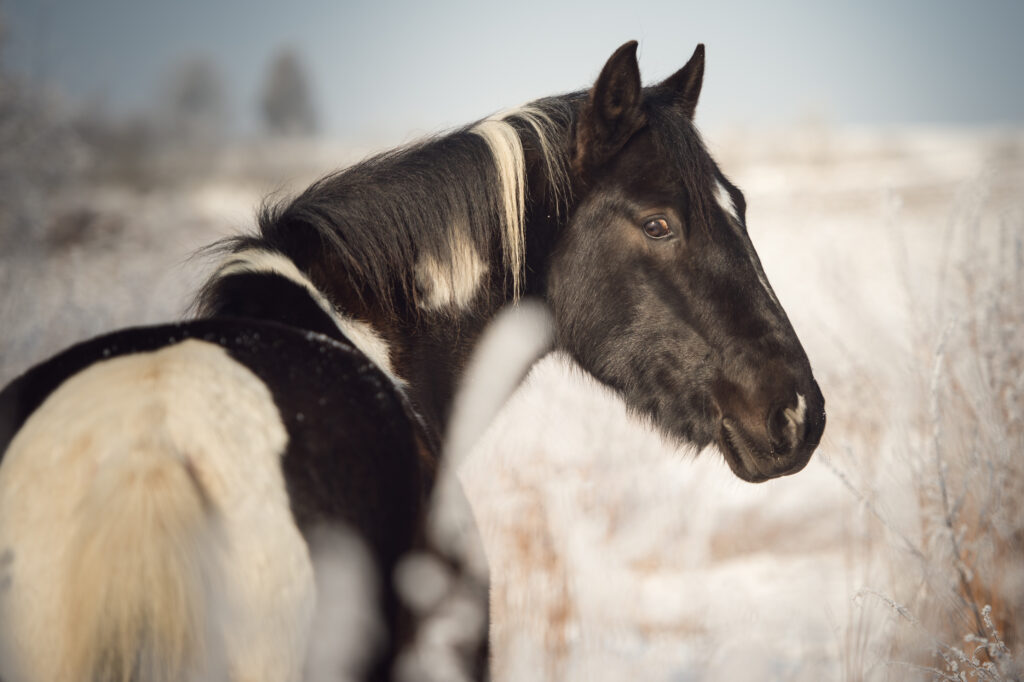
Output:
[
  {"xmin": 213, "ymin": 248, "xmax": 405, "ymax": 386},
  {"xmin": 414, "ymin": 231, "xmax": 489, "ymax": 311},
  {"xmin": 332, "ymin": 316, "xmax": 404, "ymax": 386},
  {"xmin": 471, "ymin": 117, "xmax": 526, "ymax": 300}
]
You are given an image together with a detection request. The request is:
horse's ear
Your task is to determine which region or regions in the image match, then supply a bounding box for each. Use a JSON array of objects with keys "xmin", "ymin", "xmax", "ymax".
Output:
[
  {"xmin": 573, "ymin": 40, "xmax": 646, "ymax": 178},
  {"xmin": 660, "ymin": 43, "xmax": 705, "ymax": 120}
]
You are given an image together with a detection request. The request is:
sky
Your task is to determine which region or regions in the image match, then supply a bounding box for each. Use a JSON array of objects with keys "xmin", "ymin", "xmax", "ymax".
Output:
[{"xmin": 3, "ymin": 0, "xmax": 1023, "ymax": 142}]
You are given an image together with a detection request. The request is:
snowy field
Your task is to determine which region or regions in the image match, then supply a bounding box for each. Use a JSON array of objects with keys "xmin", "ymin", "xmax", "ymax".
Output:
[
  {"xmin": 466, "ymin": 127, "xmax": 1024, "ymax": 681},
  {"xmin": 1, "ymin": 126, "xmax": 1021, "ymax": 680}
]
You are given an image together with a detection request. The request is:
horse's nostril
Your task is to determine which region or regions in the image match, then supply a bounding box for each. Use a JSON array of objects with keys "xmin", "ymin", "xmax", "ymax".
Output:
[{"xmin": 766, "ymin": 402, "xmax": 798, "ymax": 455}]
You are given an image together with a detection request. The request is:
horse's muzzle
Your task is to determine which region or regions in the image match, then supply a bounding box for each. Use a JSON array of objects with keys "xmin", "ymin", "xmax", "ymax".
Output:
[{"xmin": 716, "ymin": 383, "xmax": 825, "ymax": 483}]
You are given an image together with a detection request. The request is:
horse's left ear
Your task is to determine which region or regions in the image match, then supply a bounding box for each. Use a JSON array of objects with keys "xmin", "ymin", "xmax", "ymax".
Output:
[
  {"xmin": 573, "ymin": 40, "xmax": 646, "ymax": 178},
  {"xmin": 660, "ymin": 43, "xmax": 705, "ymax": 120}
]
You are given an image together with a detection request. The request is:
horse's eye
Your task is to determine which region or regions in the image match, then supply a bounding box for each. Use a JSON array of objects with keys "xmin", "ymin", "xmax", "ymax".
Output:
[{"xmin": 642, "ymin": 217, "xmax": 672, "ymax": 240}]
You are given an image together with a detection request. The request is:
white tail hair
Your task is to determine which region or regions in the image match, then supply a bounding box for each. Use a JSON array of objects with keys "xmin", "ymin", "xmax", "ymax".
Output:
[
  {"xmin": 61, "ymin": 439, "xmax": 221, "ymax": 682},
  {"xmin": 0, "ymin": 339, "xmax": 304, "ymax": 682}
]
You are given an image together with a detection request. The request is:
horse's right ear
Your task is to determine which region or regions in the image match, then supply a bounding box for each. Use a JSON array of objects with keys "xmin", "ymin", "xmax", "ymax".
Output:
[
  {"xmin": 572, "ymin": 41, "xmax": 646, "ymax": 179},
  {"xmin": 659, "ymin": 43, "xmax": 705, "ymax": 120}
]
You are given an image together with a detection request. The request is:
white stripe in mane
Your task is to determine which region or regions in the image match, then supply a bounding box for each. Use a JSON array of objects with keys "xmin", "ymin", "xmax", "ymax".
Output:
[
  {"xmin": 470, "ymin": 105, "xmax": 569, "ymax": 300},
  {"xmin": 471, "ymin": 117, "xmax": 526, "ymax": 299},
  {"xmin": 214, "ymin": 249, "xmax": 405, "ymax": 386},
  {"xmin": 503, "ymin": 106, "xmax": 571, "ymax": 216}
]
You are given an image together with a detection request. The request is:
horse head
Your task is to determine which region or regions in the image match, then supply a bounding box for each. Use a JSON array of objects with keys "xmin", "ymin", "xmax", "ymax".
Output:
[{"xmin": 550, "ymin": 42, "xmax": 825, "ymax": 482}]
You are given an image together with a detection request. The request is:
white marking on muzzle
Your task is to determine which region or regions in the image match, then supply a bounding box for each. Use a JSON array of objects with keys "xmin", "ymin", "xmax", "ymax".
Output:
[
  {"xmin": 793, "ymin": 393, "xmax": 807, "ymax": 425},
  {"xmin": 783, "ymin": 393, "xmax": 807, "ymax": 443}
]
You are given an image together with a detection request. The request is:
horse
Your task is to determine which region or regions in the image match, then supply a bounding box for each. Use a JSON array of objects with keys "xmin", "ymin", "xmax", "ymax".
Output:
[{"xmin": 0, "ymin": 40, "xmax": 825, "ymax": 681}]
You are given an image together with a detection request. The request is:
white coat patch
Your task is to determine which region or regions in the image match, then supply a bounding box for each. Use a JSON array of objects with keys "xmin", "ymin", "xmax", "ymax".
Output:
[
  {"xmin": 0, "ymin": 340, "xmax": 313, "ymax": 682},
  {"xmin": 415, "ymin": 230, "xmax": 489, "ymax": 311},
  {"xmin": 214, "ymin": 248, "xmax": 405, "ymax": 386}
]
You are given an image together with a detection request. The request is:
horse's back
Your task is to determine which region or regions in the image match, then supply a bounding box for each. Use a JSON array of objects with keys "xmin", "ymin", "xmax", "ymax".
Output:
[{"xmin": 0, "ymin": 319, "xmax": 426, "ymax": 682}]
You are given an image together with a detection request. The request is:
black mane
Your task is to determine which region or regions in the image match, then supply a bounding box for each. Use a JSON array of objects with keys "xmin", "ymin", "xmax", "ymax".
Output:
[{"xmin": 196, "ymin": 98, "xmax": 578, "ymax": 319}]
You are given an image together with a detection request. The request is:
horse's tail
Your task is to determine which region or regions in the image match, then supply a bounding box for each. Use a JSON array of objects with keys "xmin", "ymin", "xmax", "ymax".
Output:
[{"xmin": 61, "ymin": 438, "xmax": 219, "ymax": 682}]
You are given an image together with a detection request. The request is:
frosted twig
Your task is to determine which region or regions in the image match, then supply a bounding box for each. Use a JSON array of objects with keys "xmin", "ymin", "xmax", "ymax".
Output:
[
  {"xmin": 930, "ymin": 317, "xmax": 987, "ymax": 640},
  {"xmin": 820, "ymin": 450, "xmax": 926, "ymax": 562}
]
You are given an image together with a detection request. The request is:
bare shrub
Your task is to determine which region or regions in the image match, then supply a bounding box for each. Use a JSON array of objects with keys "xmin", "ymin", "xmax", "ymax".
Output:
[
  {"xmin": 71, "ymin": 107, "xmax": 163, "ymax": 190},
  {"xmin": 0, "ymin": 29, "xmax": 88, "ymax": 250},
  {"xmin": 161, "ymin": 57, "xmax": 227, "ymax": 147},
  {"xmin": 852, "ymin": 182, "xmax": 1023, "ymax": 681}
]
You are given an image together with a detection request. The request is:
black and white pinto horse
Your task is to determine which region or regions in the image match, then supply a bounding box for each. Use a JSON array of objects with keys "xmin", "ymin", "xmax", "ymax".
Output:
[{"xmin": 0, "ymin": 42, "xmax": 824, "ymax": 681}]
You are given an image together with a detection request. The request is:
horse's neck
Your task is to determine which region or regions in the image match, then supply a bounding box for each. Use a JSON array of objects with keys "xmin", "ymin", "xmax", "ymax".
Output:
[
  {"xmin": 368, "ymin": 220, "xmax": 562, "ymax": 441},
  {"xmin": 356, "ymin": 287, "xmax": 505, "ymax": 446},
  {"xmin": 323, "ymin": 128, "xmax": 573, "ymax": 438}
]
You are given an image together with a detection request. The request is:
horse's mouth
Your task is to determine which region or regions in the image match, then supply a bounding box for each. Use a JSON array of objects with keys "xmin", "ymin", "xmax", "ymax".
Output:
[{"xmin": 718, "ymin": 418, "xmax": 810, "ymax": 483}]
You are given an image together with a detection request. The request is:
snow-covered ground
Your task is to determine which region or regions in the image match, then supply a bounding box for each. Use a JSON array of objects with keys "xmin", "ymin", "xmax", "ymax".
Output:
[{"xmin": 1, "ymin": 127, "xmax": 1021, "ymax": 680}]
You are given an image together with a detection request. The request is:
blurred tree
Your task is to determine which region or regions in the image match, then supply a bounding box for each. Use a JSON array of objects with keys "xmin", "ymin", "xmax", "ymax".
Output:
[
  {"xmin": 163, "ymin": 57, "xmax": 227, "ymax": 146},
  {"xmin": 71, "ymin": 102, "xmax": 160, "ymax": 189},
  {"xmin": 0, "ymin": 5, "xmax": 86, "ymax": 250},
  {"xmin": 260, "ymin": 49, "xmax": 317, "ymax": 136}
]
